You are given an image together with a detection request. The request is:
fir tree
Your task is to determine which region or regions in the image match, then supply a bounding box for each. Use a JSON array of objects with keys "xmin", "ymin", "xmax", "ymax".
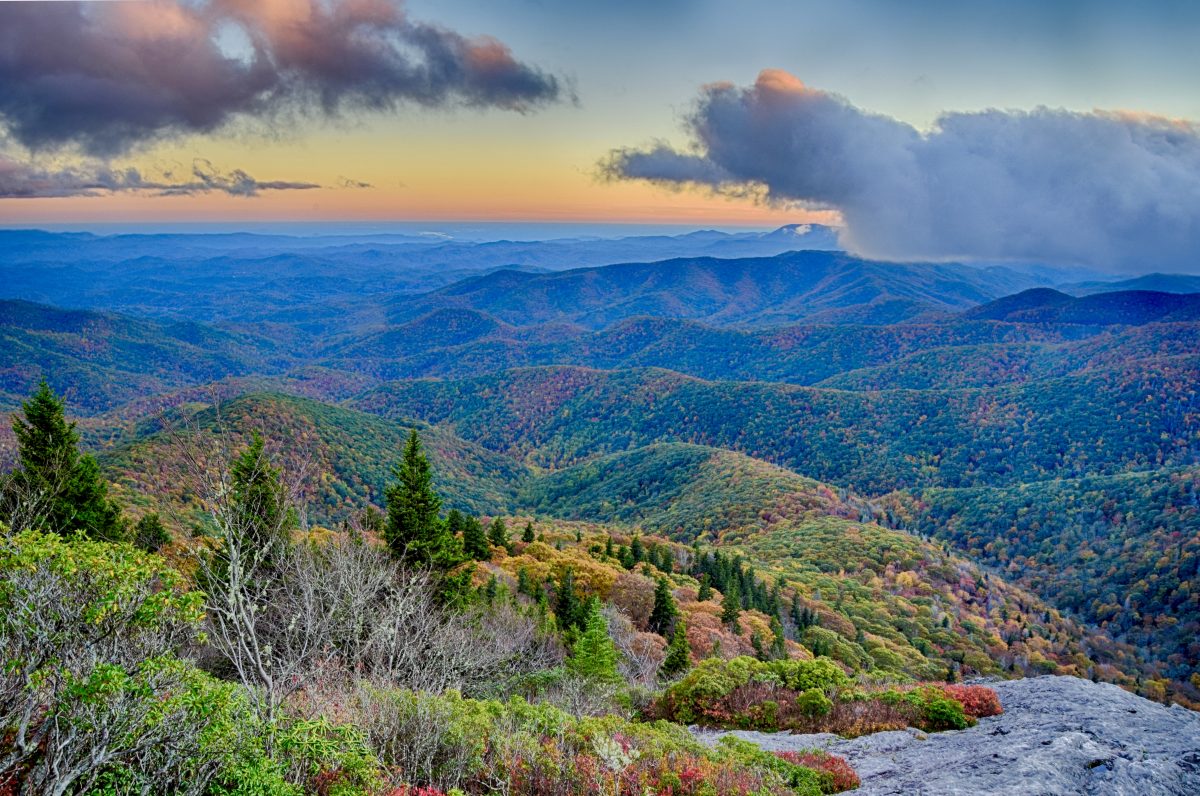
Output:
[
  {"xmin": 657, "ymin": 546, "xmax": 673, "ymax": 574},
  {"xmin": 3, "ymin": 380, "xmax": 123, "ymax": 540},
  {"xmin": 604, "ymin": 535, "xmax": 614, "ymax": 558},
  {"xmin": 133, "ymin": 512, "xmax": 170, "ymax": 552},
  {"xmin": 461, "ymin": 514, "xmax": 490, "ymax": 560},
  {"xmin": 488, "ymin": 517, "xmax": 510, "ymax": 551},
  {"xmin": 555, "ymin": 567, "xmax": 583, "ymax": 632},
  {"xmin": 384, "ymin": 430, "xmax": 454, "ymax": 567},
  {"xmin": 697, "ymin": 573, "xmax": 714, "ymax": 602},
  {"xmin": 567, "ymin": 598, "xmax": 622, "ymax": 684},
  {"xmin": 721, "ymin": 579, "xmax": 742, "ymax": 633},
  {"xmin": 229, "ymin": 431, "xmax": 294, "ymax": 556},
  {"xmin": 522, "ymin": 521, "xmax": 535, "ymax": 543},
  {"xmin": 751, "ymin": 631, "xmax": 767, "ymax": 660},
  {"xmin": 630, "ymin": 535, "xmax": 645, "ymax": 564},
  {"xmin": 770, "ymin": 617, "xmax": 788, "ymax": 659},
  {"xmin": 649, "ymin": 577, "xmax": 678, "ymax": 635},
  {"xmin": 661, "ymin": 619, "xmax": 691, "ymax": 678}
]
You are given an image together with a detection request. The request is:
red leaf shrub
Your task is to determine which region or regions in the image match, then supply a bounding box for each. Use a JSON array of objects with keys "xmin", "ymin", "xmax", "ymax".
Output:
[
  {"xmin": 942, "ymin": 684, "xmax": 1003, "ymax": 718},
  {"xmin": 775, "ymin": 751, "xmax": 860, "ymax": 793},
  {"xmin": 386, "ymin": 788, "xmax": 448, "ymax": 796}
]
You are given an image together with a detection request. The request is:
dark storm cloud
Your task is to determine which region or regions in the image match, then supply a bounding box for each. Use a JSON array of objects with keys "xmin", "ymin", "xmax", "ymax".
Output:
[
  {"xmin": 0, "ymin": 0, "xmax": 566, "ymax": 158},
  {"xmin": 605, "ymin": 70, "xmax": 1200, "ymax": 271},
  {"xmin": 0, "ymin": 156, "xmax": 319, "ymax": 199}
]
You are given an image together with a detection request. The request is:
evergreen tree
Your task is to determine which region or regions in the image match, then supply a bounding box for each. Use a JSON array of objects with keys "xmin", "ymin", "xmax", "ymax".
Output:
[
  {"xmin": 555, "ymin": 568, "xmax": 584, "ymax": 632},
  {"xmin": 488, "ymin": 517, "xmax": 510, "ymax": 551},
  {"xmin": 751, "ymin": 631, "xmax": 767, "ymax": 660},
  {"xmin": 229, "ymin": 431, "xmax": 294, "ymax": 555},
  {"xmin": 721, "ymin": 579, "xmax": 742, "ymax": 633},
  {"xmin": 630, "ymin": 535, "xmax": 645, "ymax": 564},
  {"xmin": 517, "ymin": 567, "xmax": 533, "ymax": 597},
  {"xmin": 657, "ymin": 546, "xmax": 673, "ymax": 574},
  {"xmin": 567, "ymin": 598, "xmax": 622, "ymax": 684},
  {"xmin": 384, "ymin": 430, "xmax": 454, "ymax": 567},
  {"xmin": 604, "ymin": 535, "xmax": 614, "ymax": 558},
  {"xmin": 522, "ymin": 521, "xmax": 535, "ymax": 544},
  {"xmin": 697, "ymin": 573, "xmax": 714, "ymax": 602},
  {"xmin": 3, "ymin": 381, "xmax": 123, "ymax": 540},
  {"xmin": 661, "ymin": 619, "xmax": 691, "ymax": 678},
  {"xmin": 133, "ymin": 512, "xmax": 170, "ymax": 552},
  {"xmin": 461, "ymin": 514, "xmax": 490, "ymax": 560},
  {"xmin": 649, "ymin": 577, "xmax": 679, "ymax": 635},
  {"xmin": 770, "ymin": 617, "xmax": 788, "ymax": 660}
]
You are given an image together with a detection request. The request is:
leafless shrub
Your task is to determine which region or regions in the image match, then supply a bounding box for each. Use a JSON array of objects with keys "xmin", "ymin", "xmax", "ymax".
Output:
[{"xmin": 604, "ymin": 604, "xmax": 664, "ymax": 687}]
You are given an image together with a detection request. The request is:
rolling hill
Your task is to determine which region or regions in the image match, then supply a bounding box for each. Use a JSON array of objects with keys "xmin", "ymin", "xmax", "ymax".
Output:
[
  {"xmin": 878, "ymin": 467, "xmax": 1200, "ymax": 681},
  {"xmin": 384, "ymin": 250, "xmax": 1048, "ymax": 329},
  {"xmin": 964, "ymin": 288, "xmax": 1200, "ymax": 325},
  {"xmin": 351, "ymin": 362, "xmax": 1200, "ymax": 492},
  {"xmin": 0, "ymin": 300, "xmax": 288, "ymax": 413},
  {"xmin": 100, "ymin": 392, "xmax": 530, "ymax": 529}
]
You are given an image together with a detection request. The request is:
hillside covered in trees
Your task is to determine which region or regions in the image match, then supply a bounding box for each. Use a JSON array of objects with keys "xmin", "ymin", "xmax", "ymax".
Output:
[{"xmin": 2, "ymin": 232, "xmax": 1199, "ymax": 793}]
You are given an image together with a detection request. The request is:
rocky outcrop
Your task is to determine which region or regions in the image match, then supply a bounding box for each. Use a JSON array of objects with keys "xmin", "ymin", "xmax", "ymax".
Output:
[{"xmin": 692, "ymin": 676, "xmax": 1200, "ymax": 795}]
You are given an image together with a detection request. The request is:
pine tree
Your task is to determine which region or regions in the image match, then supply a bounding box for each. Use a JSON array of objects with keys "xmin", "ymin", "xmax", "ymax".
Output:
[
  {"xmin": 604, "ymin": 535, "xmax": 614, "ymax": 558},
  {"xmin": 461, "ymin": 514, "xmax": 490, "ymax": 560},
  {"xmin": 522, "ymin": 521, "xmax": 535, "ymax": 543},
  {"xmin": 661, "ymin": 619, "xmax": 691, "ymax": 678},
  {"xmin": 488, "ymin": 517, "xmax": 510, "ymax": 551},
  {"xmin": 384, "ymin": 430, "xmax": 454, "ymax": 567},
  {"xmin": 697, "ymin": 573, "xmax": 713, "ymax": 602},
  {"xmin": 721, "ymin": 579, "xmax": 742, "ymax": 633},
  {"xmin": 133, "ymin": 512, "xmax": 170, "ymax": 552},
  {"xmin": 555, "ymin": 567, "xmax": 584, "ymax": 632},
  {"xmin": 567, "ymin": 598, "xmax": 622, "ymax": 684},
  {"xmin": 3, "ymin": 381, "xmax": 123, "ymax": 540},
  {"xmin": 649, "ymin": 577, "xmax": 678, "ymax": 635}
]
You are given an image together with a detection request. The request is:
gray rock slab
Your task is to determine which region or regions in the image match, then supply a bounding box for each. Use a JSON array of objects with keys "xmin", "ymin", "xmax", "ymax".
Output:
[{"xmin": 691, "ymin": 675, "xmax": 1200, "ymax": 795}]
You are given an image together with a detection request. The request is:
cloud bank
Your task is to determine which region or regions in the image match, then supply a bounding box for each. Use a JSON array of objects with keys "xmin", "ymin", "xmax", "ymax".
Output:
[
  {"xmin": 0, "ymin": 156, "xmax": 319, "ymax": 199},
  {"xmin": 604, "ymin": 70, "xmax": 1200, "ymax": 270},
  {"xmin": 0, "ymin": 0, "xmax": 566, "ymax": 157}
]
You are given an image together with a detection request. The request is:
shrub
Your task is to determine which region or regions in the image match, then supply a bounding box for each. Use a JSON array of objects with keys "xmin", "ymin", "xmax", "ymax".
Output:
[
  {"xmin": 942, "ymin": 684, "xmax": 1003, "ymax": 718},
  {"xmin": 796, "ymin": 689, "xmax": 833, "ymax": 718},
  {"xmin": 776, "ymin": 751, "xmax": 860, "ymax": 793},
  {"xmin": 347, "ymin": 685, "xmax": 803, "ymax": 796},
  {"xmin": 656, "ymin": 656, "xmax": 768, "ymax": 723},
  {"xmin": 716, "ymin": 736, "xmax": 826, "ymax": 796},
  {"xmin": 903, "ymin": 686, "xmax": 973, "ymax": 731},
  {"xmin": 0, "ymin": 531, "xmax": 240, "ymax": 795},
  {"xmin": 769, "ymin": 658, "xmax": 851, "ymax": 693}
]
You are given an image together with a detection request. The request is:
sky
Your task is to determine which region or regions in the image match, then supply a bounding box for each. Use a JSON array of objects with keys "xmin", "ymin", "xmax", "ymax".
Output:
[{"xmin": 1, "ymin": 0, "xmax": 1198, "ymax": 267}]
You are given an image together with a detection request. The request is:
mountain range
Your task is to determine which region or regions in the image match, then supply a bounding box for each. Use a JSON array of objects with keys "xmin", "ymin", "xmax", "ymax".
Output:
[{"xmin": 2, "ymin": 227, "xmax": 1198, "ymax": 700}]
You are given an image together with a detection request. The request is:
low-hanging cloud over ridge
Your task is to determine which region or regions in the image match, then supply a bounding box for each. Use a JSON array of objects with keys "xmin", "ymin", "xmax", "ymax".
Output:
[{"xmin": 604, "ymin": 69, "xmax": 1200, "ymax": 271}]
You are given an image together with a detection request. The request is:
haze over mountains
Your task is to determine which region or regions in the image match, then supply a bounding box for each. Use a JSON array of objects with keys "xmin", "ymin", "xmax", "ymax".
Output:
[{"xmin": 2, "ymin": 225, "xmax": 1198, "ymax": 700}]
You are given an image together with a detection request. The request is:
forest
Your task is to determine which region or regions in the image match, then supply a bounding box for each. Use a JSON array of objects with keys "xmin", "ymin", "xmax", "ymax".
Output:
[{"xmin": 1, "ymin": 381, "xmax": 1101, "ymax": 794}]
